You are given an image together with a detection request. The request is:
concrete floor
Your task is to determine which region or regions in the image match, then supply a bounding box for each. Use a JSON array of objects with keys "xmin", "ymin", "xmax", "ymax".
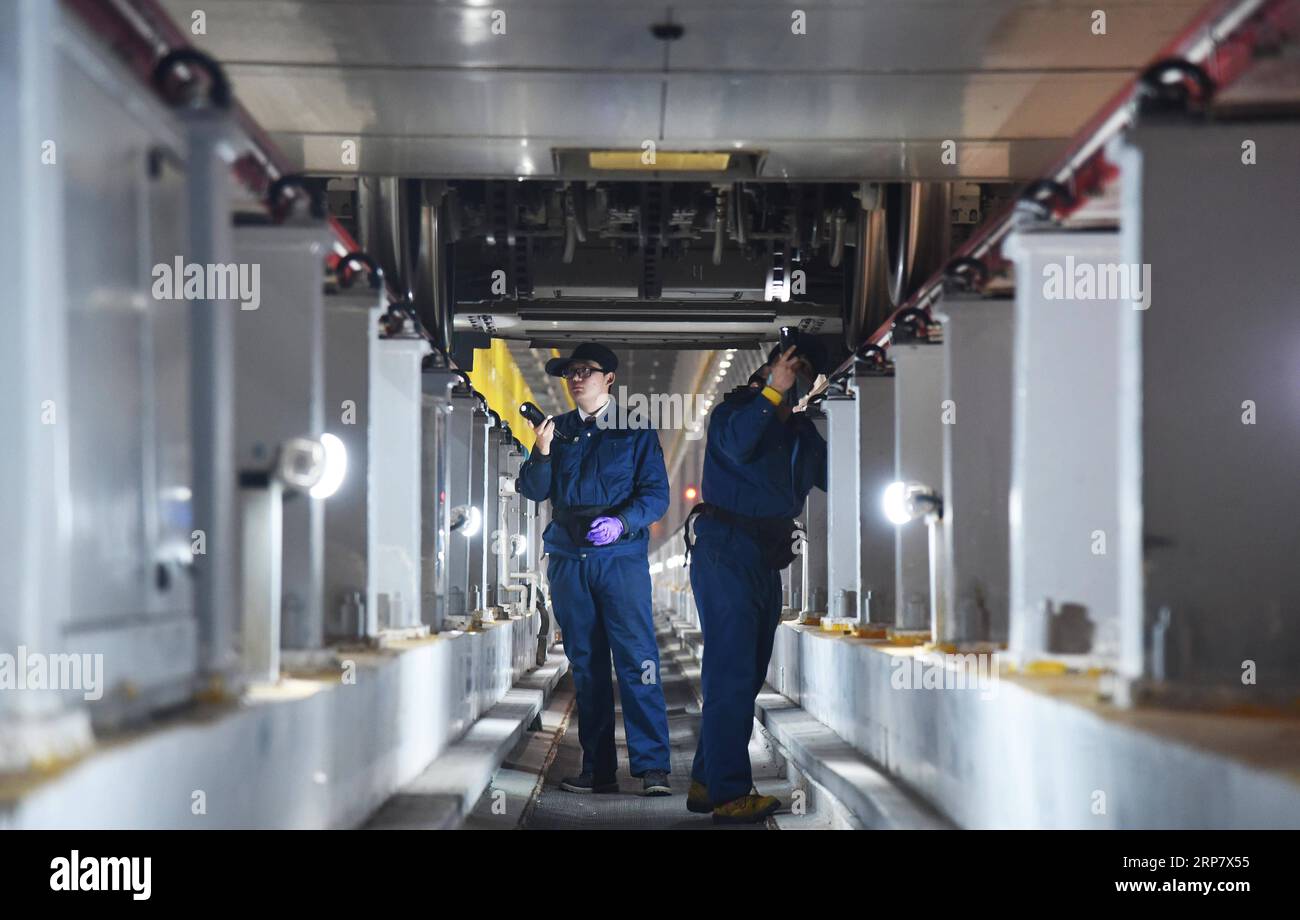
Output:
[{"xmin": 464, "ymin": 622, "xmax": 799, "ymax": 830}]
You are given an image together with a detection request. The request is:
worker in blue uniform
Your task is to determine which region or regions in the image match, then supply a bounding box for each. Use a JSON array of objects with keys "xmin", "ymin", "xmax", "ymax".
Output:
[
  {"xmin": 684, "ymin": 334, "xmax": 828, "ymax": 823},
  {"xmin": 517, "ymin": 342, "xmax": 673, "ymax": 796}
]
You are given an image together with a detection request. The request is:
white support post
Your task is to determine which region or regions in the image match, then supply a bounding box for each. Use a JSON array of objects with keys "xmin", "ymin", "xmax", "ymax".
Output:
[
  {"xmin": 1115, "ymin": 118, "xmax": 1300, "ymax": 705},
  {"xmin": 240, "ymin": 481, "xmax": 284, "ymax": 683},
  {"xmin": 799, "ymin": 415, "xmax": 830, "ymax": 621},
  {"xmin": 936, "ymin": 292, "xmax": 1014, "ymax": 647},
  {"xmin": 323, "ymin": 292, "xmax": 384, "ymax": 639},
  {"xmin": 234, "ymin": 224, "xmax": 332, "ymax": 650},
  {"xmin": 823, "ymin": 392, "xmax": 860, "ymax": 622},
  {"xmin": 854, "ymin": 370, "xmax": 896, "ymax": 628},
  {"xmin": 370, "ymin": 334, "xmax": 433, "ymax": 633},
  {"xmin": 1003, "ymin": 229, "xmax": 1133, "ymax": 670},
  {"xmin": 892, "ymin": 342, "xmax": 945, "ymax": 634},
  {"xmin": 0, "ymin": 0, "xmax": 93, "ymax": 769}
]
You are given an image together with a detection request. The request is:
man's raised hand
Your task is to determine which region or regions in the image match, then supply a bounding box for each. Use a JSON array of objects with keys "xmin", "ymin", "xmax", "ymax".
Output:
[
  {"xmin": 533, "ymin": 416, "xmax": 555, "ymax": 455},
  {"xmin": 767, "ymin": 345, "xmax": 801, "ymax": 393}
]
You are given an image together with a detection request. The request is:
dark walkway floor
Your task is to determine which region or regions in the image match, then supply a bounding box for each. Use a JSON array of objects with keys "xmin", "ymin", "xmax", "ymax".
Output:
[{"xmin": 465, "ymin": 621, "xmax": 791, "ymax": 829}]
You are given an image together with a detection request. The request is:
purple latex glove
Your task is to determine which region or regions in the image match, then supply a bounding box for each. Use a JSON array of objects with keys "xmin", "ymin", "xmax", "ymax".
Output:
[{"xmin": 586, "ymin": 516, "xmax": 625, "ymax": 546}]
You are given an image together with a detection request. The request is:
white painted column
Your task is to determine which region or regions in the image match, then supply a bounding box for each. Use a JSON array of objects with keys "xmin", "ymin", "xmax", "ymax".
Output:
[
  {"xmin": 1003, "ymin": 229, "xmax": 1133, "ymax": 669},
  {"xmin": 936, "ymin": 292, "xmax": 1014, "ymax": 646},
  {"xmin": 823, "ymin": 391, "xmax": 861, "ymax": 620},
  {"xmin": 892, "ymin": 342, "xmax": 945, "ymax": 633}
]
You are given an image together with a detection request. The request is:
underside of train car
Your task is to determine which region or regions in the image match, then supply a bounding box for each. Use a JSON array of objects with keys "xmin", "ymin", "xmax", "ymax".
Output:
[{"xmin": 2, "ymin": 0, "xmax": 1299, "ymax": 863}]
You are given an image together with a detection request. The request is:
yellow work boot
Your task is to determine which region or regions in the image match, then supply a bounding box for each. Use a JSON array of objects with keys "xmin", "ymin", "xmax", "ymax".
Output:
[
  {"xmin": 686, "ymin": 780, "xmax": 713, "ymax": 814},
  {"xmin": 712, "ymin": 792, "xmax": 781, "ymax": 825}
]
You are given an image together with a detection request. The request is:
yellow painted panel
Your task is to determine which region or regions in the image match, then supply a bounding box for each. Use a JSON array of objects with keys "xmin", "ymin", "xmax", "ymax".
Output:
[
  {"xmin": 467, "ymin": 338, "xmax": 538, "ymax": 451},
  {"xmin": 588, "ymin": 150, "xmax": 731, "ymax": 171}
]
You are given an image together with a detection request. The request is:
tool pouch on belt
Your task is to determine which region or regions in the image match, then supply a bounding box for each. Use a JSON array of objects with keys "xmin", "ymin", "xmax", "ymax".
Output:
[
  {"xmin": 554, "ymin": 504, "xmax": 614, "ymax": 546},
  {"xmin": 685, "ymin": 503, "xmax": 801, "ymax": 571},
  {"xmin": 751, "ymin": 515, "xmax": 801, "ymax": 571}
]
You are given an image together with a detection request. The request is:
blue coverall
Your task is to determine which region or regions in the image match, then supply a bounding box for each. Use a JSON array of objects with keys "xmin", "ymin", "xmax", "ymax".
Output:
[
  {"xmin": 690, "ymin": 387, "xmax": 827, "ymax": 804},
  {"xmin": 516, "ymin": 403, "xmax": 672, "ymax": 779}
]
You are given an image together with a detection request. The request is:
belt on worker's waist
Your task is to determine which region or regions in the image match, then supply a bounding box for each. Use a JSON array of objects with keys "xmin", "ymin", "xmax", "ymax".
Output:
[{"xmin": 683, "ymin": 502, "xmax": 802, "ymax": 571}]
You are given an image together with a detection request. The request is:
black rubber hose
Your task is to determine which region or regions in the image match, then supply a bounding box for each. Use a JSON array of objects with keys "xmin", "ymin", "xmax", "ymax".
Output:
[
  {"xmin": 379, "ymin": 307, "xmax": 406, "ymax": 337},
  {"xmin": 1137, "ymin": 58, "xmax": 1216, "ymax": 113},
  {"xmin": 268, "ymin": 174, "xmax": 327, "ymax": 221},
  {"xmin": 564, "ymin": 187, "xmax": 587, "ymax": 243},
  {"xmin": 829, "ymin": 209, "xmax": 846, "ymax": 269},
  {"xmin": 337, "ymin": 251, "xmax": 384, "ymax": 291},
  {"xmin": 891, "ymin": 307, "xmax": 932, "ymax": 341},
  {"xmin": 152, "ymin": 48, "xmax": 232, "ymax": 110},
  {"xmin": 942, "ymin": 256, "xmax": 988, "ymax": 292},
  {"xmin": 712, "ymin": 190, "xmax": 726, "ymax": 266},
  {"xmin": 563, "ymin": 217, "xmax": 578, "ymax": 264},
  {"xmin": 733, "ymin": 183, "xmax": 748, "ymax": 246},
  {"xmin": 1018, "ymin": 179, "xmax": 1076, "ymax": 219},
  {"xmin": 855, "ymin": 343, "xmax": 888, "ymax": 367}
]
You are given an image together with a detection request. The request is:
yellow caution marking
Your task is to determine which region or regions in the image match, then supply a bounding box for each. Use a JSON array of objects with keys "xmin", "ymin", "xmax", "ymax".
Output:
[
  {"xmin": 1022, "ymin": 660, "xmax": 1070, "ymax": 676},
  {"xmin": 194, "ymin": 675, "xmax": 230, "ymax": 704},
  {"xmin": 884, "ymin": 631, "xmax": 930, "ymax": 647}
]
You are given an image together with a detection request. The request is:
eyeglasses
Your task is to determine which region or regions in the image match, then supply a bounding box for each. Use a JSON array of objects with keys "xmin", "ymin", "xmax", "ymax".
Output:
[{"xmin": 563, "ymin": 365, "xmax": 604, "ymax": 382}]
